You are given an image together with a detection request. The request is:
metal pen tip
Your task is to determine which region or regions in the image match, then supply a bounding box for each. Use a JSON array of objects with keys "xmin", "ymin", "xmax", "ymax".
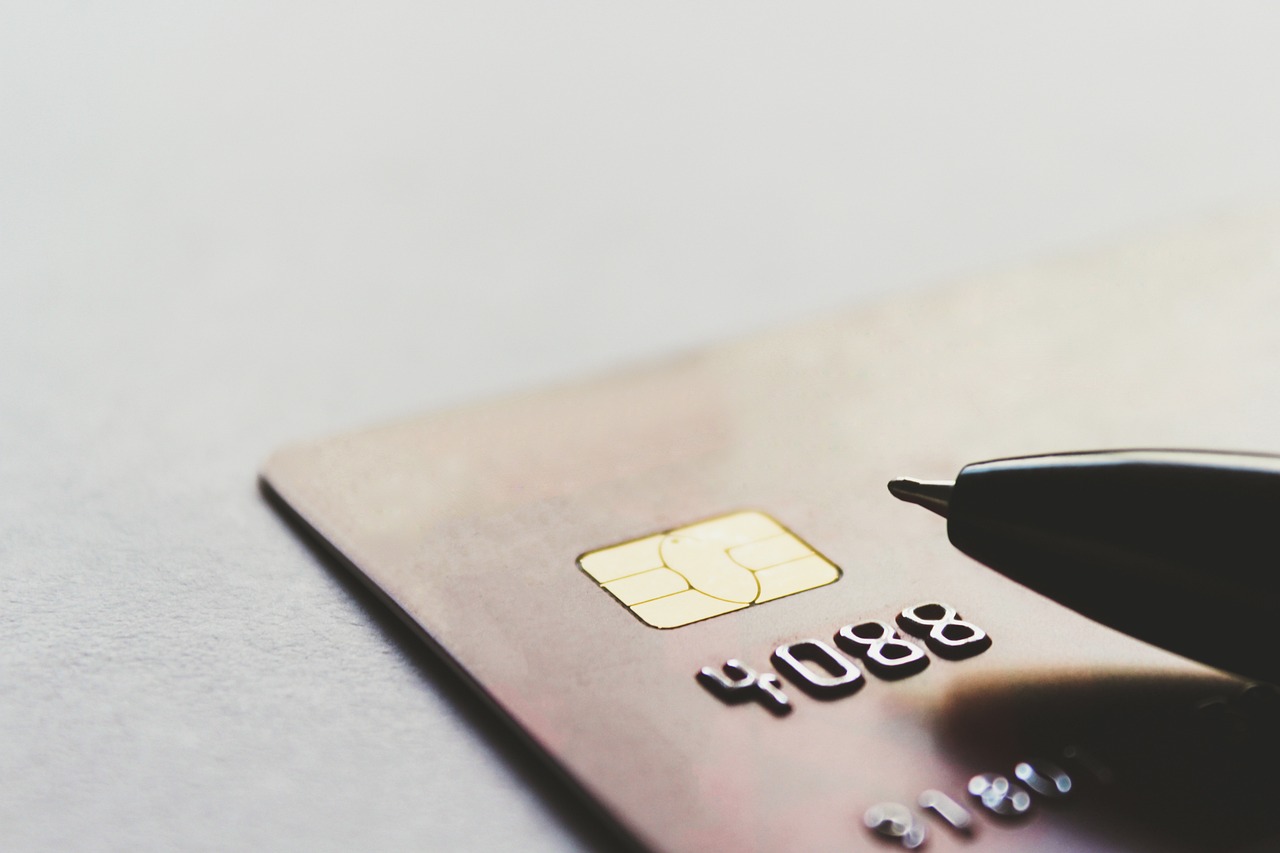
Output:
[{"xmin": 887, "ymin": 478, "xmax": 954, "ymax": 518}]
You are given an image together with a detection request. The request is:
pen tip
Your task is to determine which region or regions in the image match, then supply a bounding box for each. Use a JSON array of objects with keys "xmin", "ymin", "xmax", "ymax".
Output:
[{"xmin": 887, "ymin": 478, "xmax": 954, "ymax": 518}]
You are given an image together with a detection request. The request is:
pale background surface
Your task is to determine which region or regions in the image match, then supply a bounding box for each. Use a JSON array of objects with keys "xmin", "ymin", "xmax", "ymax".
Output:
[{"xmin": 6, "ymin": 4, "xmax": 1280, "ymax": 851}]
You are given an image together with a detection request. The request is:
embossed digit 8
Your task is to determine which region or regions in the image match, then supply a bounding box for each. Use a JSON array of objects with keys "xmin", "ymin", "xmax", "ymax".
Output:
[
  {"xmin": 967, "ymin": 773, "xmax": 1032, "ymax": 818},
  {"xmin": 836, "ymin": 620, "xmax": 929, "ymax": 679},
  {"xmin": 896, "ymin": 602, "xmax": 991, "ymax": 660}
]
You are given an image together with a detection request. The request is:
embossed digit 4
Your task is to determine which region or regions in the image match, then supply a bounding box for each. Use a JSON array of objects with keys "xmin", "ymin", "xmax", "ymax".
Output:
[
  {"xmin": 696, "ymin": 659, "xmax": 792, "ymax": 715},
  {"xmin": 836, "ymin": 620, "xmax": 929, "ymax": 679},
  {"xmin": 896, "ymin": 602, "xmax": 991, "ymax": 660}
]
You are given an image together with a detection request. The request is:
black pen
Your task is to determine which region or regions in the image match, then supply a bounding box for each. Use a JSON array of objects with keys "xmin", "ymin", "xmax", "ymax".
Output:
[{"xmin": 889, "ymin": 449, "xmax": 1280, "ymax": 685}]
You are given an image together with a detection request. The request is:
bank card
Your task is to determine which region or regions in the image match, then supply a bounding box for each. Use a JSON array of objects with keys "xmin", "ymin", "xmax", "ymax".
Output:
[{"xmin": 262, "ymin": 216, "xmax": 1280, "ymax": 852}]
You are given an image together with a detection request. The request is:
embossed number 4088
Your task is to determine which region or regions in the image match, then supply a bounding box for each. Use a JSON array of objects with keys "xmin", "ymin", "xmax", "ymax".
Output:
[{"xmin": 698, "ymin": 602, "xmax": 990, "ymax": 713}]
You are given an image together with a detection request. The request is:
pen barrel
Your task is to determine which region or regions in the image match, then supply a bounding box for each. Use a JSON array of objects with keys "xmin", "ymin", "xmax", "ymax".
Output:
[{"xmin": 948, "ymin": 450, "xmax": 1280, "ymax": 684}]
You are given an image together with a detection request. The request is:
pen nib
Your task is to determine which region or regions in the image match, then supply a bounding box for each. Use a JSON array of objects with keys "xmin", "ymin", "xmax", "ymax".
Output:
[{"xmin": 887, "ymin": 478, "xmax": 954, "ymax": 518}]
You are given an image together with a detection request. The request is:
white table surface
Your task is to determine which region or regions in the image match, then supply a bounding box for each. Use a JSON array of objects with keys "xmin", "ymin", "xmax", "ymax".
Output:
[{"xmin": 7, "ymin": 4, "xmax": 1280, "ymax": 850}]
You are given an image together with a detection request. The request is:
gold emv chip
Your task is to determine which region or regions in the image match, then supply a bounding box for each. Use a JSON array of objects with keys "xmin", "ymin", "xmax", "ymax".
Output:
[{"xmin": 578, "ymin": 511, "xmax": 841, "ymax": 628}]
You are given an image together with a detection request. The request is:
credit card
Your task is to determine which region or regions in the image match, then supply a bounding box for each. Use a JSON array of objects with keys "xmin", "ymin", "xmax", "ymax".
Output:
[{"xmin": 262, "ymin": 216, "xmax": 1280, "ymax": 851}]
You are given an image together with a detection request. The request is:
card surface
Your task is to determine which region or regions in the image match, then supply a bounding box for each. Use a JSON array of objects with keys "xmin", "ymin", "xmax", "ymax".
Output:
[{"xmin": 262, "ymin": 216, "xmax": 1280, "ymax": 852}]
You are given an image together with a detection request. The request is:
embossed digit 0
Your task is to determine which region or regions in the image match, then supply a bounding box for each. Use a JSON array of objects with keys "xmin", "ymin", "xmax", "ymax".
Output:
[{"xmin": 772, "ymin": 639, "xmax": 863, "ymax": 698}]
